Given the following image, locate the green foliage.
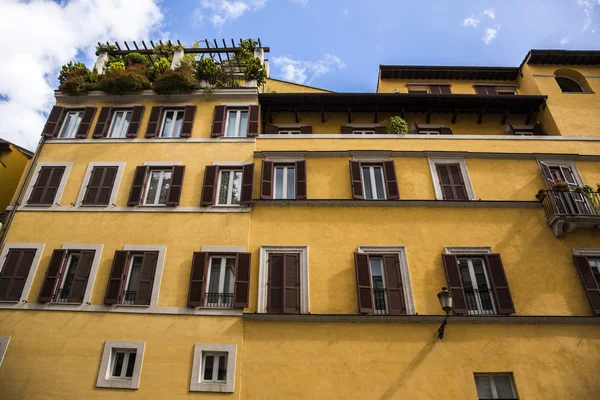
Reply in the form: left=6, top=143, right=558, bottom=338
left=125, top=52, right=149, bottom=67
left=183, top=41, right=200, bottom=65
left=196, top=57, right=219, bottom=83
left=58, top=61, right=87, bottom=84
left=244, top=56, right=267, bottom=86
left=153, top=62, right=200, bottom=95
left=383, top=116, right=409, bottom=135
left=97, top=68, right=151, bottom=95
left=58, top=63, right=99, bottom=95
left=107, top=60, right=126, bottom=71
left=95, top=43, right=118, bottom=55
left=152, top=57, right=171, bottom=75
left=59, top=74, right=92, bottom=95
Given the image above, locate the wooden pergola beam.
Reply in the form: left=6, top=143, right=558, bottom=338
left=477, top=109, right=485, bottom=125
left=501, top=109, right=509, bottom=125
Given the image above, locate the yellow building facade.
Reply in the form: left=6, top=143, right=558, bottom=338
left=0, top=139, right=32, bottom=224
left=0, top=45, right=599, bottom=399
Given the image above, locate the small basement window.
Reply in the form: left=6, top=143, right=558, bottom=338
left=191, top=344, right=237, bottom=393
left=97, top=341, right=145, bottom=390
left=110, top=349, right=137, bottom=379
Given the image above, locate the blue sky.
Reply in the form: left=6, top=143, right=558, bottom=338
left=0, top=0, right=598, bottom=150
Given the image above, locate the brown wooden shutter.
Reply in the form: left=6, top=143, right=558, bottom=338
left=42, top=106, right=65, bottom=138
left=240, top=164, right=255, bottom=205
left=267, top=254, right=284, bottom=313
left=93, top=107, right=113, bottom=138
left=83, top=166, right=118, bottom=206
left=127, top=166, right=148, bottom=206
left=126, top=106, right=145, bottom=138
left=104, top=251, right=128, bottom=305
left=166, top=165, right=185, bottom=206
left=67, top=250, right=95, bottom=303
left=211, top=105, right=227, bottom=137
left=382, top=160, right=399, bottom=200
left=188, top=252, right=209, bottom=307
left=135, top=252, right=158, bottom=305
left=449, top=164, right=467, bottom=200
left=0, top=249, right=36, bottom=301
left=295, top=160, right=307, bottom=200
left=354, top=253, right=374, bottom=314
left=532, top=122, right=547, bottom=136
left=247, top=105, right=260, bottom=137
left=439, top=85, right=452, bottom=94
left=441, top=254, right=468, bottom=315
left=340, top=126, right=353, bottom=134
left=429, top=86, right=441, bottom=94
left=38, top=249, right=67, bottom=303
left=283, top=254, right=300, bottom=314
left=573, top=255, right=600, bottom=315
left=475, top=86, right=496, bottom=95
left=264, top=123, right=278, bottom=134
left=28, top=166, right=65, bottom=205
left=538, top=161, right=555, bottom=189
left=439, top=127, right=453, bottom=135
left=349, top=160, right=364, bottom=199
left=200, top=165, right=219, bottom=206
left=475, top=86, right=487, bottom=95
left=383, top=255, right=406, bottom=315
left=300, top=125, right=312, bottom=134
left=233, top=252, right=251, bottom=308
left=261, top=161, right=274, bottom=199
left=75, top=107, right=97, bottom=138
left=145, top=106, right=163, bottom=138
left=180, top=105, right=196, bottom=138
left=374, top=126, right=387, bottom=135
left=484, top=254, right=515, bottom=315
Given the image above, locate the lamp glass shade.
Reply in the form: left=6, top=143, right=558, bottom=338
left=437, top=287, right=454, bottom=314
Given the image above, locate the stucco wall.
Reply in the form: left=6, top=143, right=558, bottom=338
left=0, top=145, right=30, bottom=213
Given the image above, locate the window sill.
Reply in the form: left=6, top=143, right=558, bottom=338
left=78, top=204, right=111, bottom=208
left=0, top=300, right=19, bottom=304
left=211, top=204, right=243, bottom=208
left=48, top=302, right=83, bottom=306
left=138, top=204, right=168, bottom=207
left=115, top=304, right=151, bottom=308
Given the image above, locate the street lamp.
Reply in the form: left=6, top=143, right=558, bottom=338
left=437, top=287, right=454, bottom=340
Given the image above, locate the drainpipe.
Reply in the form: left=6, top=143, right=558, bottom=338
left=0, top=136, right=45, bottom=249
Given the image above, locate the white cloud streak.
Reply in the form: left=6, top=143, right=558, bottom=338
left=195, top=0, right=267, bottom=27
left=272, top=54, right=345, bottom=85
left=482, top=27, right=499, bottom=45
left=290, top=0, right=308, bottom=6
left=560, top=36, right=570, bottom=45
left=483, top=8, right=495, bottom=19
left=0, top=0, right=164, bottom=150
left=463, top=16, right=480, bottom=27
left=576, top=0, right=598, bottom=32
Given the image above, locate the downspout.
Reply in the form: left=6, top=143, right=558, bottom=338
left=0, top=135, right=45, bottom=249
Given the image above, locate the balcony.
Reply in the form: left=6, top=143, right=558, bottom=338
left=539, top=189, right=600, bottom=237
left=204, top=293, right=234, bottom=309
left=465, top=289, right=496, bottom=315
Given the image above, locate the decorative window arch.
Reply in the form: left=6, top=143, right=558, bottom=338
left=554, top=68, right=592, bottom=93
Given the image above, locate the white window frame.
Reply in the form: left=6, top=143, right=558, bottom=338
left=142, top=169, right=172, bottom=206
left=23, top=162, right=73, bottom=208
left=278, top=130, right=301, bottom=135
left=76, top=162, right=126, bottom=207
left=119, top=245, right=167, bottom=308
left=258, top=246, right=309, bottom=314
left=159, top=109, right=185, bottom=138
left=273, top=165, right=295, bottom=200
left=353, top=130, right=376, bottom=134
left=0, top=243, right=45, bottom=304
left=110, top=349, right=137, bottom=379
left=0, top=336, right=10, bottom=367
left=201, top=351, right=228, bottom=382
left=536, top=159, right=585, bottom=186
left=458, top=257, right=497, bottom=315
left=496, top=89, right=517, bottom=95
left=357, top=246, right=415, bottom=315
left=368, top=256, right=389, bottom=314
left=216, top=169, right=243, bottom=206
left=96, top=340, right=145, bottom=389
left=107, top=110, right=133, bottom=138
left=191, top=344, right=237, bottom=393
left=427, top=157, right=476, bottom=200
left=122, top=254, right=145, bottom=305
left=474, top=373, right=518, bottom=399
left=58, top=110, right=84, bottom=138
left=361, top=165, right=387, bottom=200
left=52, top=243, right=103, bottom=305
left=224, top=109, right=248, bottom=137
left=205, top=255, right=236, bottom=307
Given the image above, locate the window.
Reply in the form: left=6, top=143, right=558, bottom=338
left=190, top=344, right=237, bottom=393
left=0, top=336, right=9, bottom=367
left=474, top=373, right=518, bottom=399
left=110, top=349, right=137, bottom=379
left=82, top=166, right=118, bottom=206
left=274, top=165, right=295, bottom=199
left=278, top=130, right=301, bottom=135
left=369, top=257, right=387, bottom=314
left=217, top=169, right=242, bottom=205
left=56, top=251, right=94, bottom=303
left=507, top=123, right=546, bottom=136
left=27, top=166, right=66, bottom=205
left=97, top=341, right=145, bottom=389
left=143, top=169, right=172, bottom=205
left=352, top=130, right=376, bottom=134
left=58, top=110, right=84, bottom=138
left=206, top=256, right=235, bottom=307
left=586, top=258, right=600, bottom=287
left=159, top=109, right=184, bottom=137
left=497, top=89, right=517, bottom=95
left=474, top=86, right=517, bottom=96
left=538, top=160, right=593, bottom=216
left=458, top=257, right=496, bottom=315
left=555, top=76, right=583, bottom=93
left=107, top=110, right=132, bottom=138
left=428, top=158, right=475, bottom=201
left=349, top=160, right=399, bottom=200
left=572, top=250, right=600, bottom=315
left=225, top=109, right=249, bottom=137
left=414, top=123, right=452, bottom=135
left=361, top=165, right=386, bottom=200
left=407, top=85, right=451, bottom=94
left=128, top=165, right=185, bottom=207
left=0, top=248, right=37, bottom=301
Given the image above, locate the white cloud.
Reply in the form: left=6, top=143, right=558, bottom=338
left=463, top=15, right=480, bottom=27
left=560, top=36, right=570, bottom=45
left=341, top=7, right=349, bottom=17
left=483, top=8, right=495, bottom=19
left=290, top=0, right=308, bottom=6
left=576, top=0, right=598, bottom=32
left=195, top=0, right=267, bottom=27
left=272, top=54, right=345, bottom=85
left=482, top=27, right=499, bottom=45
left=0, top=0, right=164, bottom=150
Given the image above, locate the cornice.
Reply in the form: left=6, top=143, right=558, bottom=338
left=54, top=88, right=258, bottom=104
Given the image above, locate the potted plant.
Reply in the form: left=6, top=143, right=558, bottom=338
left=535, top=189, right=546, bottom=202
left=383, top=116, right=409, bottom=135
left=597, top=183, right=600, bottom=193
left=575, top=185, right=593, bottom=194
left=551, top=178, right=569, bottom=192
left=153, top=62, right=200, bottom=94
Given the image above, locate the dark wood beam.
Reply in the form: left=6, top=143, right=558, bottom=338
left=267, top=108, right=272, bottom=124
left=374, top=108, right=378, bottom=124
left=124, top=42, right=130, bottom=51
left=452, top=109, right=457, bottom=124
left=133, top=41, right=139, bottom=50
left=348, top=108, right=352, bottom=124
left=525, top=111, right=534, bottom=125
left=401, top=108, right=405, bottom=120
left=477, top=109, right=485, bottom=125
left=321, top=108, right=325, bottom=123
left=426, top=109, right=431, bottom=124
left=501, top=108, right=509, bottom=125
left=294, top=108, right=299, bottom=123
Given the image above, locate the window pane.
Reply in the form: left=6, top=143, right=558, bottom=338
left=218, top=171, right=231, bottom=205
left=127, top=256, right=143, bottom=292
left=231, top=171, right=242, bottom=204
left=161, top=111, right=175, bottom=137
left=287, top=167, right=295, bottom=199
left=217, top=355, right=227, bottom=381
left=475, top=375, right=493, bottom=399
left=145, top=171, right=161, bottom=204
left=493, top=375, right=514, bottom=399
left=224, top=258, right=235, bottom=295
left=60, top=112, right=81, bottom=138
left=58, top=254, right=79, bottom=301
left=275, top=167, right=284, bottom=199
left=471, top=259, right=489, bottom=290
left=370, top=258, right=384, bottom=288
left=362, top=167, right=373, bottom=200
left=589, top=260, right=600, bottom=286
left=226, top=111, right=237, bottom=137
left=238, top=111, right=248, bottom=137
left=458, top=260, right=473, bottom=288
left=203, top=355, right=214, bottom=380
left=373, top=167, right=385, bottom=199
left=172, top=111, right=183, bottom=137
left=125, top=352, right=136, bottom=378
left=109, top=112, right=124, bottom=138
left=208, top=258, right=222, bottom=294
left=112, top=352, right=124, bottom=377
left=158, top=171, right=172, bottom=204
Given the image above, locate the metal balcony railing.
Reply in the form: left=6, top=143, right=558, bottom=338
left=465, top=289, right=496, bottom=315
left=204, top=293, right=234, bottom=308
left=541, top=189, right=600, bottom=220
left=372, top=288, right=389, bottom=315
left=122, top=291, right=137, bottom=305
left=55, top=289, right=71, bottom=303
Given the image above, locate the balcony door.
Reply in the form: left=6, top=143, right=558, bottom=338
left=540, top=162, right=594, bottom=215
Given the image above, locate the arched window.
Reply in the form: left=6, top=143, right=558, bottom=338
left=555, top=76, right=584, bottom=93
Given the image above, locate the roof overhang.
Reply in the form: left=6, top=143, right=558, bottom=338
left=525, top=50, right=600, bottom=65
left=379, top=65, right=519, bottom=81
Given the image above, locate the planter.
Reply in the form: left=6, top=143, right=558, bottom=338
left=535, top=190, right=546, bottom=202
left=553, top=185, right=570, bottom=192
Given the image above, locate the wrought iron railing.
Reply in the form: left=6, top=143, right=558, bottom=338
left=55, top=289, right=71, bottom=303
left=372, top=288, right=389, bottom=315
left=204, top=293, right=234, bottom=308
left=465, top=289, right=496, bottom=315
left=122, top=291, right=137, bottom=305
left=540, top=189, right=600, bottom=222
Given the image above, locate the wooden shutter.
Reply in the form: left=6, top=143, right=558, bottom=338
left=267, top=254, right=284, bottom=313
left=126, top=106, right=145, bottom=138
left=349, top=160, right=364, bottom=199
left=485, top=254, right=515, bottom=314
left=233, top=252, right=251, bottom=308
left=475, top=86, right=496, bottom=95
left=532, top=122, right=547, bottom=136
left=573, top=256, right=600, bottom=315
left=180, top=105, right=196, bottom=137
left=439, top=85, right=452, bottom=94
left=42, top=106, right=65, bottom=138
left=429, top=86, right=442, bottom=94
left=247, top=105, right=260, bottom=137
left=441, top=254, right=468, bottom=315
left=354, top=253, right=374, bottom=314
left=240, top=164, right=255, bottom=205
left=448, top=164, right=467, bottom=200
left=67, top=250, right=95, bottom=303
left=436, top=164, right=467, bottom=200
left=538, top=161, right=556, bottom=189
left=83, top=166, right=118, bottom=206
left=264, top=123, right=278, bottom=134
left=340, top=126, right=353, bottom=134
left=38, top=249, right=67, bottom=303
left=0, top=249, right=36, bottom=301
left=382, top=161, right=399, bottom=200
left=28, top=166, right=65, bottom=205
left=135, top=252, right=158, bottom=305
left=104, top=251, right=128, bottom=305
left=261, top=161, right=274, bottom=199
left=75, top=107, right=97, bottom=138
left=188, top=252, right=209, bottom=307
left=211, top=105, right=227, bottom=137
left=283, top=254, right=300, bottom=314
left=127, top=166, right=148, bottom=206
left=200, top=165, right=219, bottom=206
left=374, top=126, right=387, bottom=135
left=300, top=126, right=312, bottom=134
left=166, top=165, right=185, bottom=206
left=145, top=106, right=163, bottom=138
left=439, top=127, right=453, bottom=135
left=295, top=160, right=307, bottom=200
left=383, top=255, right=406, bottom=315
left=475, top=86, right=487, bottom=95
left=92, top=107, right=113, bottom=138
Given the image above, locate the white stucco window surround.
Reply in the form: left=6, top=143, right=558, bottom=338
left=55, top=243, right=104, bottom=305
left=0, top=336, right=10, bottom=367
left=0, top=243, right=45, bottom=304
left=120, top=245, right=167, bottom=308
left=445, top=247, right=493, bottom=255
left=190, top=344, right=237, bottom=393
left=76, top=162, right=126, bottom=207
left=96, top=340, right=145, bottom=389
left=257, top=246, right=309, bottom=314
left=572, top=248, right=600, bottom=256
left=357, top=246, right=416, bottom=315
left=427, top=157, right=476, bottom=200
left=23, top=162, right=72, bottom=208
